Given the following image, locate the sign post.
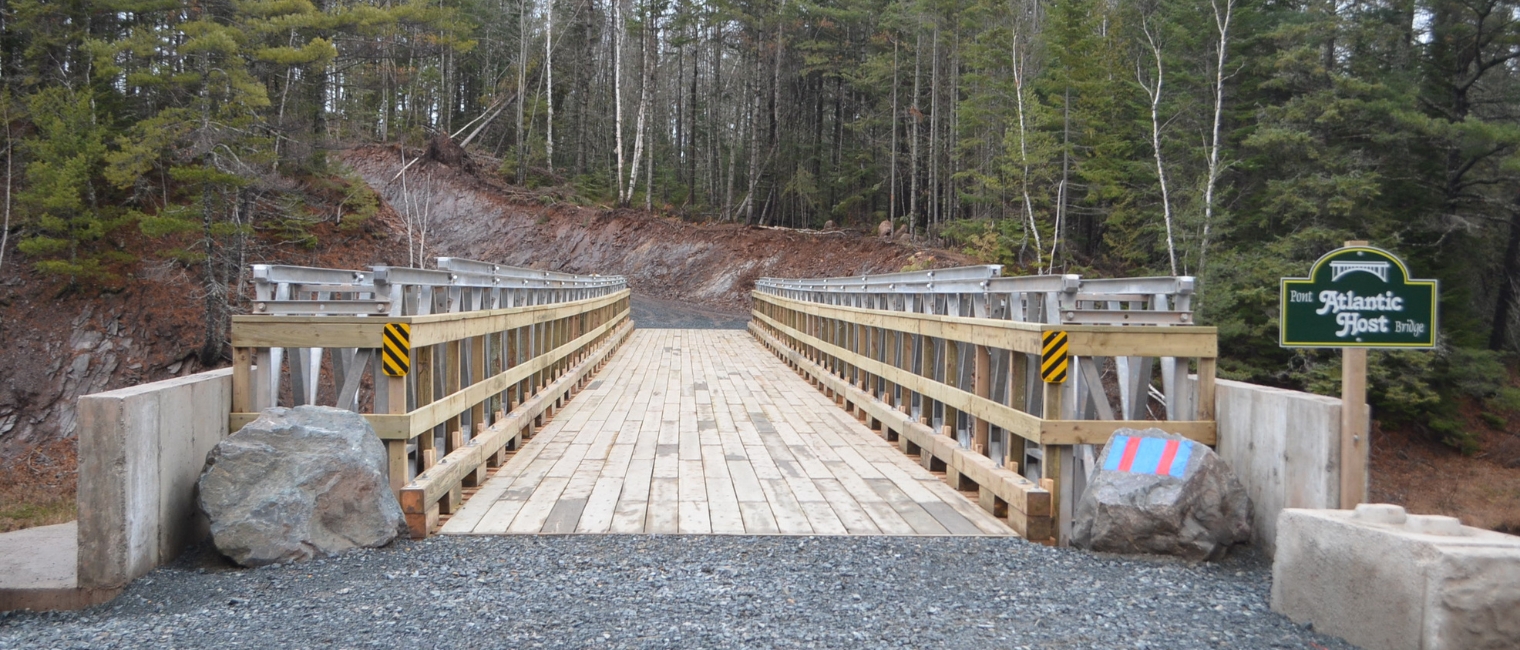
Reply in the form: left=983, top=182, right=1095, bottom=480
left=1281, top=241, right=1438, bottom=508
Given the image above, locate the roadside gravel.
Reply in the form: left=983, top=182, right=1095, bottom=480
left=0, top=535, right=1353, bottom=649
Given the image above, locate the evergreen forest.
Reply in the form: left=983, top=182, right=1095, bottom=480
left=0, top=0, right=1518, bottom=447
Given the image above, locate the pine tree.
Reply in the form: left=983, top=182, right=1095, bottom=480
left=15, top=88, right=127, bottom=283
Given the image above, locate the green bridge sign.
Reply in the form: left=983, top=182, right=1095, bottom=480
left=1280, top=245, right=1438, bottom=348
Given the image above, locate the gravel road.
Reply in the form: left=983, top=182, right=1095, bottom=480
left=0, top=535, right=1353, bottom=649
left=631, top=296, right=749, bottom=329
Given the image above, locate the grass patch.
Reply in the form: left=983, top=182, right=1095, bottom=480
left=0, top=438, right=78, bottom=533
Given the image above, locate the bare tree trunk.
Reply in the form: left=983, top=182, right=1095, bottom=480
left=645, top=7, right=657, bottom=213
left=689, top=20, right=699, bottom=205
left=909, top=28, right=921, bottom=238
left=1011, top=30, right=1041, bottom=269
left=516, top=0, right=529, bottom=183
left=399, top=150, right=416, bottom=267
left=928, top=23, right=939, bottom=233
left=745, top=77, right=760, bottom=224
left=623, top=0, right=651, bottom=205
left=1139, top=18, right=1177, bottom=275
left=546, top=0, right=555, bottom=174
left=676, top=33, right=685, bottom=194
left=764, top=0, right=787, bottom=225
left=1199, top=0, right=1234, bottom=279
left=1051, top=85, right=1070, bottom=270
left=613, top=0, right=626, bottom=203
left=889, top=39, right=899, bottom=225
left=0, top=102, right=12, bottom=277
left=1490, top=199, right=1520, bottom=350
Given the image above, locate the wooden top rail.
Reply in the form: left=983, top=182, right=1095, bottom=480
left=233, top=289, right=630, bottom=348
left=754, top=292, right=1216, bottom=359
left=755, top=265, right=1194, bottom=327
left=751, top=305, right=1214, bottom=446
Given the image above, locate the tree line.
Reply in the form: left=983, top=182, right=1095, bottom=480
left=0, top=0, right=1517, bottom=445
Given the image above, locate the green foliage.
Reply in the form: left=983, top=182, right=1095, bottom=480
left=15, top=88, right=127, bottom=282
left=1481, top=412, right=1507, bottom=430
left=1492, top=387, right=1520, bottom=413
left=939, top=217, right=1042, bottom=272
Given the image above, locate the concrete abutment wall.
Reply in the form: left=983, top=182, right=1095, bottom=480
left=1187, top=377, right=1366, bottom=556
left=76, top=369, right=231, bottom=589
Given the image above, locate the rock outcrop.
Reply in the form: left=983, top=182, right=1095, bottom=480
left=198, top=405, right=405, bottom=567
left=1072, top=427, right=1251, bottom=561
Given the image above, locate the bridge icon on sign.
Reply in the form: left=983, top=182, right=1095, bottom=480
left=1329, top=260, right=1390, bottom=283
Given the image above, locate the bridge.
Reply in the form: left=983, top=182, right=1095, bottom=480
left=228, top=260, right=1215, bottom=545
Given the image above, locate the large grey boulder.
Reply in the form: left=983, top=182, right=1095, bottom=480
left=198, top=405, right=405, bottom=567
left=1072, top=427, right=1251, bottom=561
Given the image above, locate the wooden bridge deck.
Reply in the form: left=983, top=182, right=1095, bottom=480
left=440, top=329, right=1012, bottom=536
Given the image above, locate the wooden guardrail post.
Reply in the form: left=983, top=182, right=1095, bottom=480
left=750, top=268, right=1211, bottom=545
left=385, top=373, right=409, bottom=494
left=974, top=343, right=991, bottom=454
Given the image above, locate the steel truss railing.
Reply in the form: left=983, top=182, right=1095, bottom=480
left=751, top=266, right=1214, bottom=544
left=232, top=258, right=632, bottom=537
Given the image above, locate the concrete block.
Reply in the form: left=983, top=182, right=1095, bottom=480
left=75, top=369, right=232, bottom=590
left=0, top=521, right=123, bottom=611
left=1271, top=505, right=1520, bottom=650
left=77, top=382, right=160, bottom=589
left=156, top=377, right=196, bottom=563
left=190, top=373, right=232, bottom=542
left=1195, top=377, right=1355, bottom=555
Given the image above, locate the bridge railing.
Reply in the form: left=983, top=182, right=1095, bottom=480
left=231, top=258, right=632, bottom=537
left=749, top=266, right=1215, bottom=544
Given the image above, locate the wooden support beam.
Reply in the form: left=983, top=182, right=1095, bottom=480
left=974, top=343, right=991, bottom=454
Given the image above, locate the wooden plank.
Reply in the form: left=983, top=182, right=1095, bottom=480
left=752, top=324, right=1049, bottom=514
left=864, top=479, right=949, bottom=535
left=645, top=478, right=680, bottom=533
left=813, top=479, right=882, bottom=535
left=505, top=476, right=571, bottom=533
left=230, top=289, right=629, bottom=348
left=738, top=501, right=780, bottom=534
left=232, top=347, right=252, bottom=413
left=610, top=458, right=654, bottom=533
left=540, top=498, right=588, bottom=533
left=753, top=292, right=1217, bottom=358
left=753, top=311, right=1046, bottom=443
left=1039, top=419, right=1216, bottom=446
left=757, top=478, right=813, bottom=534
left=678, top=501, right=713, bottom=534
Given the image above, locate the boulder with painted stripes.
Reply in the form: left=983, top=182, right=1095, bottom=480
left=1072, top=427, right=1251, bottom=561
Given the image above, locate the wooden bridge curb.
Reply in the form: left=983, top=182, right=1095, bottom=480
left=750, top=323, right=1054, bottom=541
left=400, top=320, right=634, bottom=538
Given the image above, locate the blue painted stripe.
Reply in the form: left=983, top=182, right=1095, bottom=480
left=1103, top=436, right=1129, bottom=471
left=1167, top=441, right=1193, bottom=477
left=1130, top=437, right=1166, bottom=474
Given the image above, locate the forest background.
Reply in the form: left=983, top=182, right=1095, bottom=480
left=0, top=0, right=1517, bottom=453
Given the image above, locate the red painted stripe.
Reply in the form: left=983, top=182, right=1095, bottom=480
left=1156, top=439, right=1180, bottom=476
left=1117, top=436, right=1142, bottom=472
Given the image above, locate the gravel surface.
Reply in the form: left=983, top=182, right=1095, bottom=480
left=0, top=535, right=1354, bottom=649
left=632, top=296, right=748, bottom=330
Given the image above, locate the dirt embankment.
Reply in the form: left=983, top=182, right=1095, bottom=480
left=0, top=145, right=967, bottom=455
left=0, top=225, right=407, bottom=457
left=344, top=145, right=971, bottom=312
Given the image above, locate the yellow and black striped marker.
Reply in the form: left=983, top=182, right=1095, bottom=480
left=382, top=323, right=411, bottom=377
left=1041, top=330, right=1069, bottom=383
